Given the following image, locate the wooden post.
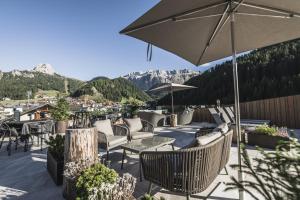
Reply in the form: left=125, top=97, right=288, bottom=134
left=63, top=127, right=98, bottom=200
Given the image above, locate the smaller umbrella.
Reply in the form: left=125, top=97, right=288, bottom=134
left=149, top=83, right=197, bottom=114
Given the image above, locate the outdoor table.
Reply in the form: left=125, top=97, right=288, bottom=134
left=120, top=136, right=175, bottom=181
left=6, top=120, right=55, bottom=151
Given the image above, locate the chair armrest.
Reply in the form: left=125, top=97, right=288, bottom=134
left=97, top=131, right=108, bottom=147
left=141, top=119, right=154, bottom=133
left=112, top=124, right=129, bottom=137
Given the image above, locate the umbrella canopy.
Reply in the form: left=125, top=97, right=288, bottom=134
left=149, top=83, right=197, bottom=113
left=149, top=83, right=197, bottom=92
left=120, top=1, right=300, bottom=199
left=120, top=0, right=300, bottom=65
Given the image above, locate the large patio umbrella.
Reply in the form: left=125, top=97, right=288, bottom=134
left=149, top=83, right=197, bottom=114
left=120, top=1, right=300, bottom=199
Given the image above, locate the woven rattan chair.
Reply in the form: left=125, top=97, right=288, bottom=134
left=141, top=130, right=233, bottom=200
left=137, top=111, right=166, bottom=127
left=93, top=119, right=129, bottom=160
left=124, top=118, right=154, bottom=141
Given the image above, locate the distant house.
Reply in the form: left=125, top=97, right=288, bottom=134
left=20, top=104, right=54, bottom=121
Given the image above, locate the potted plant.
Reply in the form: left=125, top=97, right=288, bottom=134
left=51, top=98, right=70, bottom=133
left=45, top=135, right=65, bottom=185
left=121, top=97, right=144, bottom=118
left=247, top=125, right=290, bottom=149
left=75, top=163, right=136, bottom=200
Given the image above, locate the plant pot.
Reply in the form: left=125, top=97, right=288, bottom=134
left=56, top=120, right=68, bottom=134
left=47, top=151, right=64, bottom=185
left=63, top=177, right=77, bottom=200
left=247, top=132, right=290, bottom=149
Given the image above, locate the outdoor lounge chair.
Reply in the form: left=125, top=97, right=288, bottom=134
left=223, top=106, right=271, bottom=126
left=137, top=111, right=166, bottom=128
left=141, top=128, right=233, bottom=200
left=124, top=118, right=154, bottom=141
left=93, top=119, right=129, bottom=160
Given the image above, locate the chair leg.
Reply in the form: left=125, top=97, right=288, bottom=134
left=106, top=150, right=109, bottom=161
left=205, top=182, right=222, bottom=199
left=186, top=194, right=190, bottom=200
left=147, top=182, right=152, bottom=195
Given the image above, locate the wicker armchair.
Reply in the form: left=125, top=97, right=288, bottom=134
left=141, top=130, right=233, bottom=200
left=124, top=118, right=154, bottom=141
left=177, top=108, right=194, bottom=125
left=137, top=111, right=166, bottom=127
left=93, top=119, right=129, bottom=160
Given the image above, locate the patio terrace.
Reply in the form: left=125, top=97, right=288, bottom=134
left=0, top=123, right=299, bottom=200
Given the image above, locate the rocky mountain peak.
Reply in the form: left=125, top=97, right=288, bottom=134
left=124, top=69, right=200, bottom=90
left=33, top=64, right=55, bottom=75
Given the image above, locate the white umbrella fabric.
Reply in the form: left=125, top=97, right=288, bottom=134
left=149, top=83, right=197, bottom=114
left=120, top=1, right=300, bottom=199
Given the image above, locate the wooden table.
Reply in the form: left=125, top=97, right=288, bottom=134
left=120, top=136, right=175, bottom=181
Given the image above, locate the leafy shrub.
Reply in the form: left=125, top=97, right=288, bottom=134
left=51, top=98, right=70, bottom=121
left=76, top=163, right=118, bottom=200
left=254, top=124, right=277, bottom=136
left=141, top=194, right=166, bottom=200
left=87, top=173, right=136, bottom=200
left=226, top=138, right=300, bottom=200
left=45, top=135, right=64, bottom=162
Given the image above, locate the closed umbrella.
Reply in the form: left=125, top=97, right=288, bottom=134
left=149, top=83, right=197, bottom=114
left=120, top=1, right=300, bottom=199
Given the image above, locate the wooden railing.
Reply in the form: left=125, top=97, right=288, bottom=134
left=192, top=94, right=300, bottom=129
left=239, top=95, right=300, bottom=129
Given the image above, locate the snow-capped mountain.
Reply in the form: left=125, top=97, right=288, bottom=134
left=123, top=69, right=200, bottom=90
left=33, top=64, right=55, bottom=75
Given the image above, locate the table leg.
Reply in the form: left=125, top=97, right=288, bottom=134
left=171, top=143, right=175, bottom=151
left=139, top=154, right=143, bottom=182
left=121, top=149, right=126, bottom=170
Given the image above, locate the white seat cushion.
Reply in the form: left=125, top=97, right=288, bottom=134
left=197, top=131, right=222, bottom=146
left=93, top=119, right=114, bottom=136
left=130, top=131, right=154, bottom=140
left=107, top=135, right=127, bottom=147
left=124, top=118, right=143, bottom=132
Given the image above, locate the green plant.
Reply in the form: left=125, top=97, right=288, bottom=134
left=76, top=163, right=118, bottom=200
left=254, top=124, right=277, bottom=136
left=226, top=138, right=300, bottom=200
left=45, top=135, right=65, bottom=162
left=51, top=98, right=70, bottom=121
left=141, top=194, right=166, bottom=200
left=121, top=97, right=144, bottom=116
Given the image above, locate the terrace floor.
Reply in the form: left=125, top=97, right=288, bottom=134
left=0, top=123, right=299, bottom=200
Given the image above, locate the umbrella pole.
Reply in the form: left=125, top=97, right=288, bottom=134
left=230, top=10, right=244, bottom=200
left=171, top=87, right=174, bottom=114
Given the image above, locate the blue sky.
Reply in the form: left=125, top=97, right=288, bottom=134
left=0, top=0, right=221, bottom=80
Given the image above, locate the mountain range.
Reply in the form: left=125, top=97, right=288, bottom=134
left=123, top=69, right=200, bottom=90
left=0, top=64, right=83, bottom=100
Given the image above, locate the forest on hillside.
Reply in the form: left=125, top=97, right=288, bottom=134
left=0, top=71, right=83, bottom=100
left=72, top=77, right=151, bottom=102
left=158, top=39, right=300, bottom=106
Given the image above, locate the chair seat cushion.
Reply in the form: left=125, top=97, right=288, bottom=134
left=107, top=135, right=127, bottom=147
left=196, top=131, right=222, bottom=146
left=124, top=118, right=143, bottom=132
left=130, top=131, right=154, bottom=140
left=93, top=119, right=114, bottom=136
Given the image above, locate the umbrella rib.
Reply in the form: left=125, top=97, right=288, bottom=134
left=120, top=1, right=228, bottom=34
left=196, top=3, right=230, bottom=65
left=234, top=1, right=300, bottom=17
left=174, top=13, right=224, bottom=22
left=236, top=12, right=293, bottom=19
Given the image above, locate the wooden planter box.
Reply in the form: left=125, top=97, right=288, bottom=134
left=47, top=151, right=64, bottom=185
left=247, top=132, right=290, bottom=149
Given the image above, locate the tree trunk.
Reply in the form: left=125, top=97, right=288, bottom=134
left=63, top=128, right=98, bottom=200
